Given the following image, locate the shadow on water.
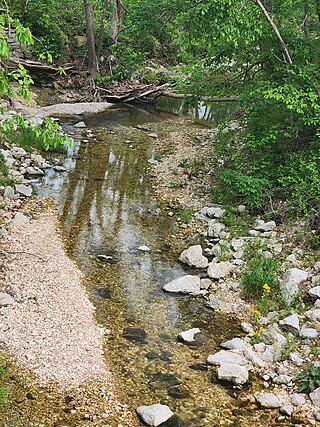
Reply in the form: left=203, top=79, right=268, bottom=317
left=33, top=104, right=282, bottom=426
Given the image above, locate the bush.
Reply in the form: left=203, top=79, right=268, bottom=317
left=241, top=252, right=278, bottom=299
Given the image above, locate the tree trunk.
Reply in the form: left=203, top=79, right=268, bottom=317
left=110, top=0, right=123, bottom=44
left=83, top=0, right=99, bottom=77
left=253, top=0, right=293, bottom=64
left=96, top=0, right=108, bottom=59
left=316, top=0, right=320, bottom=23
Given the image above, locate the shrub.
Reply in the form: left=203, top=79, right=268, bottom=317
left=241, top=252, right=278, bottom=300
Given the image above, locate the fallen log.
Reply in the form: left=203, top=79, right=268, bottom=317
left=161, top=91, right=239, bottom=102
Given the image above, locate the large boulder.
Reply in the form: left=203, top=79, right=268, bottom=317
left=280, top=268, right=308, bottom=304
left=207, top=350, right=245, bottom=366
left=207, top=261, right=233, bottom=279
left=220, top=338, right=245, bottom=350
left=162, top=275, right=200, bottom=294
left=217, top=364, right=249, bottom=385
left=179, top=245, right=208, bottom=269
left=256, top=393, right=281, bottom=408
left=136, top=404, right=174, bottom=427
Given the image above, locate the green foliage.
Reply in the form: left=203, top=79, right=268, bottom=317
left=297, top=364, right=320, bottom=393
left=179, top=209, right=192, bottom=223
left=0, top=360, right=8, bottom=405
left=2, top=117, right=71, bottom=152
left=241, top=252, right=278, bottom=300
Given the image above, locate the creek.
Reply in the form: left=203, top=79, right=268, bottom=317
left=33, top=101, right=275, bottom=426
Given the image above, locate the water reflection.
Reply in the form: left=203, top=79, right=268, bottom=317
left=35, top=106, right=275, bottom=427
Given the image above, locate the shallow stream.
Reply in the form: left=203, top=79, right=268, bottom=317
left=31, top=102, right=277, bottom=426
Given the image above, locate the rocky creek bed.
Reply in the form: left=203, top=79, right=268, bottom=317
left=0, top=102, right=320, bottom=426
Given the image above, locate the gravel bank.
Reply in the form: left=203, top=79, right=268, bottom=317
left=0, top=211, right=107, bottom=387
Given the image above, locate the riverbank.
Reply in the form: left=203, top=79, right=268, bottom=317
left=0, top=204, right=139, bottom=426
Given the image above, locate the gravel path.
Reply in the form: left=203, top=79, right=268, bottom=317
left=0, top=211, right=108, bottom=387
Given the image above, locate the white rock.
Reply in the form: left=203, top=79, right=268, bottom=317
left=138, top=245, right=150, bottom=252
left=15, top=184, right=32, bottom=197
left=286, top=254, right=296, bottom=262
left=179, top=245, right=208, bottom=269
left=280, top=268, right=308, bottom=305
left=299, top=328, right=318, bottom=339
left=162, top=275, right=201, bottom=294
left=208, top=220, right=225, bottom=238
left=0, top=292, right=15, bottom=307
left=206, top=207, right=225, bottom=219
left=136, top=404, right=174, bottom=427
left=291, top=393, right=306, bottom=406
left=289, top=353, right=303, bottom=366
left=220, top=338, right=245, bottom=350
left=217, top=363, right=249, bottom=385
left=243, top=347, right=267, bottom=368
left=231, top=238, right=246, bottom=252
left=309, top=286, right=320, bottom=299
left=11, top=147, right=26, bottom=159
left=280, top=404, right=294, bottom=416
left=273, top=375, right=292, bottom=385
left=200, top=278, right=212, bottom=290
left=279, top=314, right=300, bottom=335
left=11, top=212, right=29, bottom=226
left=4, top=185, right=15, bottom=199
left=254, top=219, right=276, bottom=232
left=178, top=328, right=201, bottom=343
left=207, top=261, right=233, bottom=279
left=207, top=350, right=245, bottom=366
left=74, top=121, right=86, bottom=128
left=241, top=322, right=254, bottom=333
left=147, top=133, right=158, bottom=138
left=310, top=388, right=320, bottom=407
left=304, top=309, right=320, bottom=321
left=256, top=393, right=281, bottom=408
left=26, top=166, right=44, bottom=176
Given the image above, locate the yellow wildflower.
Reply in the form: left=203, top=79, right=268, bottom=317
left=263, top=283, right=271, bottom=294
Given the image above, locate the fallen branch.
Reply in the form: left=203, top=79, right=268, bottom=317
left=124, top=82, right=171, bottom=102
left=161, top=91, right=239, bottom=102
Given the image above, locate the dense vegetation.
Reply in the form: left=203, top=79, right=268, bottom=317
left=3, top=0, right=320, bottom=244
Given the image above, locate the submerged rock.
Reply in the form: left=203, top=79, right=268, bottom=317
left=162, top=275, right=201, bottom=294
left=136, top=404, right=174, bottom=427
left=179, top=245, right=208, bottom=269
left=123, top=327, right=147, bottom=344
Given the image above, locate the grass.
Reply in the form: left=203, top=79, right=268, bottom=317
left=0, top=360, right=8, bottom=405
left=220, top=207, right=253, bottom=237
left=179, top=209, right=193, bottom=223
left=0, top=151, right=12, bottom=187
